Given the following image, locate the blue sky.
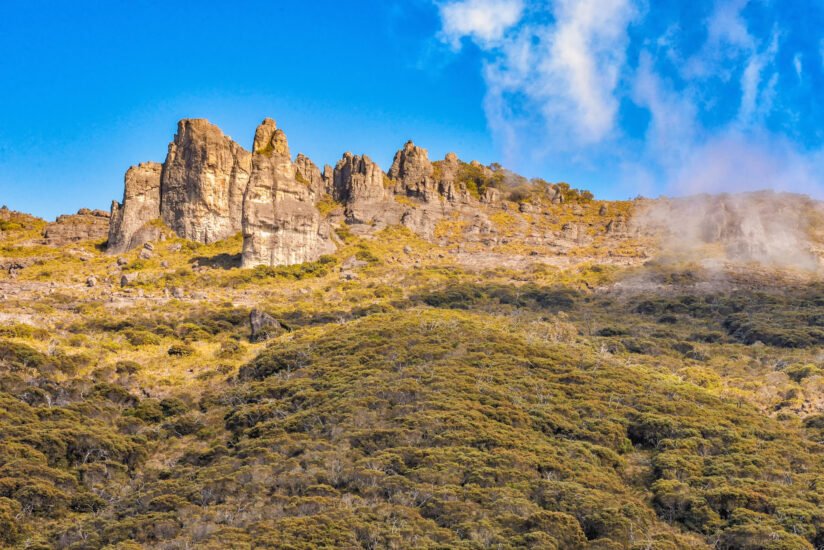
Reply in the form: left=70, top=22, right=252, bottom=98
left=1, top=0, right=823, bottom=220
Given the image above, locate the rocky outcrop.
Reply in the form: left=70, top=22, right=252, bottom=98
left=241, top=119, right=335, bottom=268
left=160, top=119, right=251, bottom=243
left=332, top=153, right=389, bottom=224
left=43, top=208, right=110, bottom=246
left=249, top=308, right=286, bottom=342
left=102, top=115, right=653, bottom=269
left=294, top=154, right=327, bottom=197
left=389, top=140, right=436, bottom=200
left=107, top=162, right=163, bottom=254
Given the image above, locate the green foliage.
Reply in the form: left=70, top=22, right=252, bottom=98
left=167, top=344, right=194, bottom=356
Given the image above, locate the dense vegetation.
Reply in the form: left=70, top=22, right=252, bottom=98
left=2, top=215, right=824, bottom=548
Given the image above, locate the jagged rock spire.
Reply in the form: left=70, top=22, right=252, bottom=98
left=107, top=162, right=162, bottom=254
left=160, top=118, right=251, bottom=244
left=241, top=119, right=335, bottom=268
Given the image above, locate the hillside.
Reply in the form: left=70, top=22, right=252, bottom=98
left=3, top=122, right=824, bottom=549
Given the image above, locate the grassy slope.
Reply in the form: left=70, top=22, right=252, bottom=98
left=0, top=221, right=824, bottom=549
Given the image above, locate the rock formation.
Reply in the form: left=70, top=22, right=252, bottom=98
left=102, top=115, right=649, bottom=269
left=43, top=208, right=110, bottom=246
left=160, top=119, right=251, bottom=243
left=241, top=119, right=335, bottom=268
left=107, top=162, right=163, bottom=254
left=332, top=153, right=388, bottom=224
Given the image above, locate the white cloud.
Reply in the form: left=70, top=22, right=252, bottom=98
left=439, top=0, right=524, bottom=47
left=434, top=0, right=824, bottom=201
left=738, top=30, right=779, bottom=124
left=438, top=0, right=638, bottom=150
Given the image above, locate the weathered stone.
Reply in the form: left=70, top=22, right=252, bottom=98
left=294, top=153, right=327, bottom=197
left=333, top=153, right=387, bottom=224
left=108, top=162, right=163, bottom=254
left=250, top=308, right=284, bottom=342
left=120, top=273, right=138, bottom=287
left=389, top=140, right=435, bottom=200
left=43, top=208, right=110, bottom=246
left=241, top=119, right=336, bottom=268
left=341, top=256, right=368, bottom=270
left=138, top=248, right=153, bottom=260
left=160, top=119, right=251, bottom=243
left=86, top=276, right=97, bottom=287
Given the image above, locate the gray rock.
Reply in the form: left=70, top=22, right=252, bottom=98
left=250, top=308, right=285, bottom=342
left=160, top=119, right=251, bottom=243
left=341, top=256, right=368, bottom=270
left=333, top=152, right=388, bottom=224
left=86, top=275, right=97, bottom=287
left=107, top=162, right=162, bottom=254
left=44, top=210, right=110, bottom=247
left=170, top=286, right=184, bottom=298
left=241, top=119, right=336, bottom=268
left=120, top=273, right=138, bottom=287
left=138, top=248, right=153, bottom=260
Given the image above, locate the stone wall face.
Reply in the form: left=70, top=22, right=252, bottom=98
left=241, top=119, right=335, bottom=268
left=159, top=119, right=251, bottom=244
left=107, top=162, right=162, bottom=254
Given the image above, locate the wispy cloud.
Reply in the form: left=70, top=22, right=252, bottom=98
left=438, top=0, right=525, bottom=47
left=434, top=0, right=824, bottom=198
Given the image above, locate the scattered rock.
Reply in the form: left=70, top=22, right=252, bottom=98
left=138, top=248, right=153, bottom=260
left=170, top=287, right=184, bottom=299
left=86, top=275, right=97, bottom=287
left=250, top=308, right=286, bottom=342
left=341, top=256, right=368, bottom=270
left=117, top=257, right=129, bottom=266
left=120, top=273, right=138, bottom=287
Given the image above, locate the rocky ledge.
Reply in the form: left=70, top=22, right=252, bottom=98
left=105, top=117, right=824, bottom=270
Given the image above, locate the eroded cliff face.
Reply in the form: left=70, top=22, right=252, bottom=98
left=241, top=119, right=335, bottom=268
left=332, top=153, right=388, bottom=224
left=107, top=162, right=162, bottom=254
left=114, top=116, right=824, bottom=271
left=160, top=119, right=251, bottom=244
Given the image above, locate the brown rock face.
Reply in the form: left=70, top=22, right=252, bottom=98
left=107, top=162, right=163, bottom=254
left=43, top=209, right=110, bottom=246
left=241, top=119, right=335, bottom=268
left=294, top=153, right=327, bottom=197
left=388, top=140, right=435, bottom=198
left=160, top=119, right=251, bottom=243
left=332, top=153, right=388, bottom=224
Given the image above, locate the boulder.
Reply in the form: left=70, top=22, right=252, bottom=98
left=120, top=273, right=138, bottom=287
left=241, top=119, right=336, bottom=268
left=160, top=119, right=251, bottom=243
left=250, top=308, right=285, bottom=342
